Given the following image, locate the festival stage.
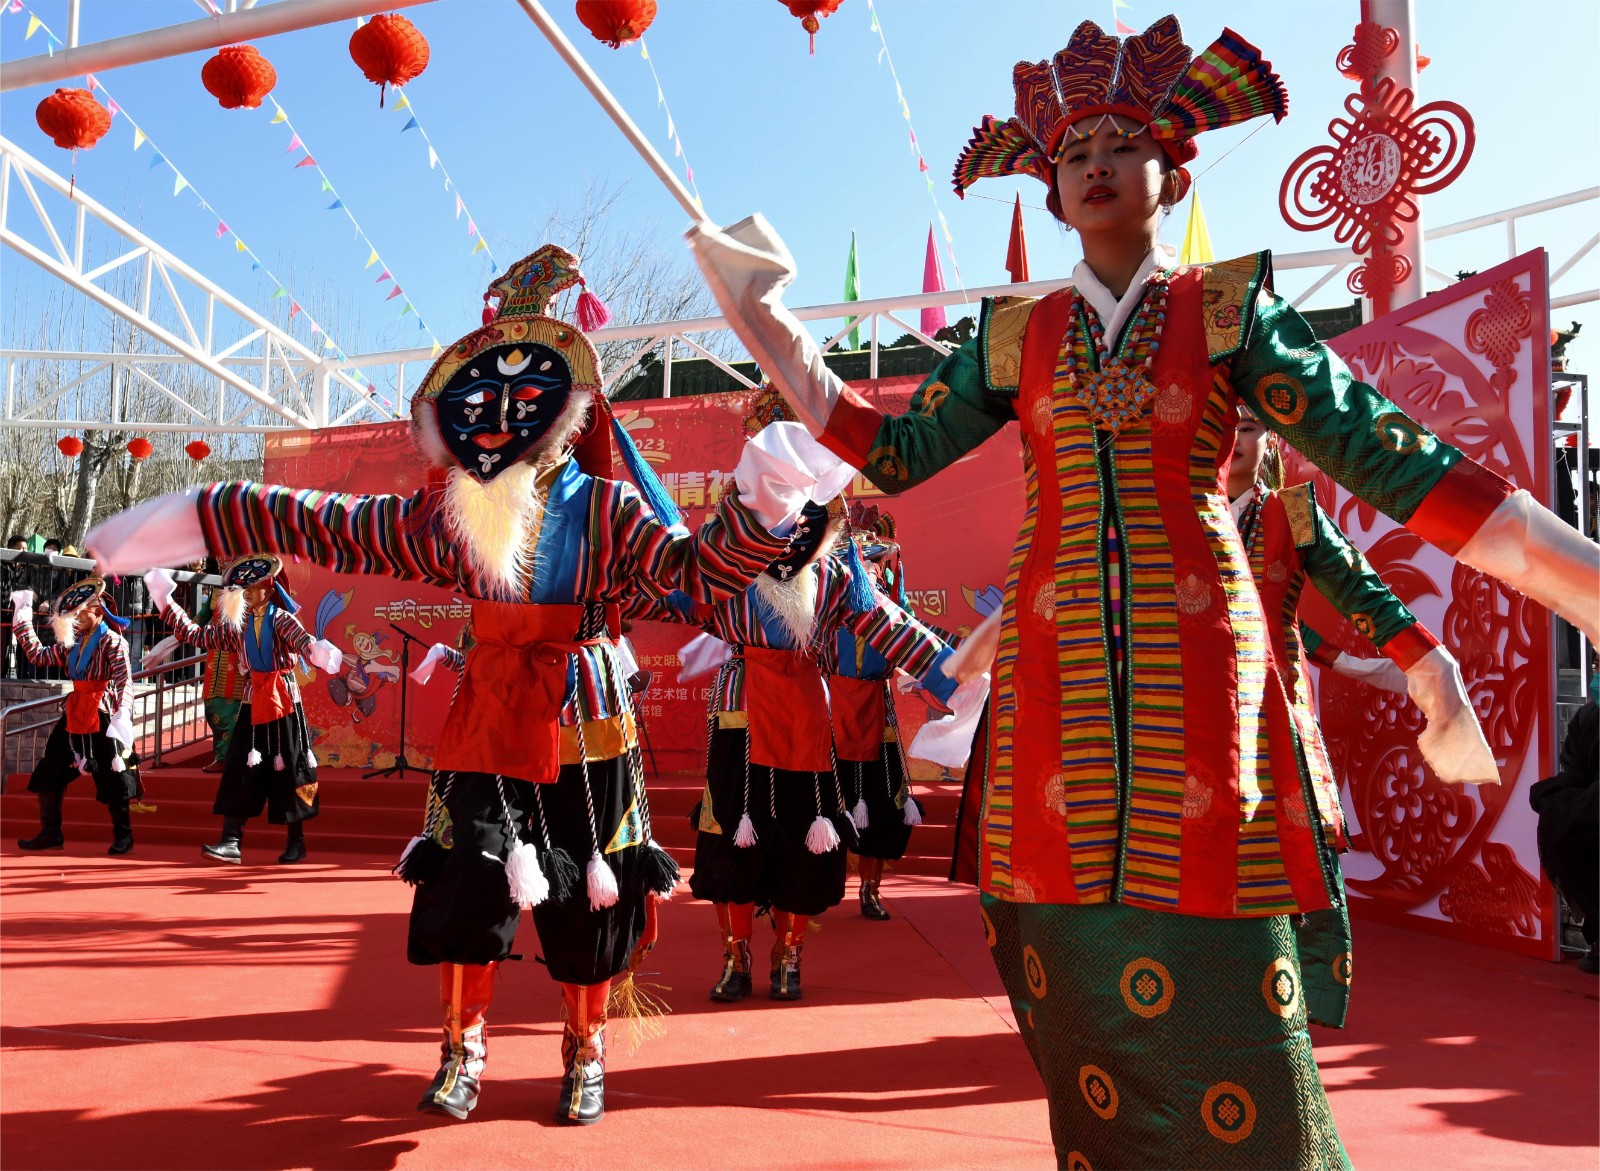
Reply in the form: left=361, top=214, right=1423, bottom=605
left=1, top=841, right=1594, bottom=1171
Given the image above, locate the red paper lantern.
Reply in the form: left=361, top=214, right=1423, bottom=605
left=35, top=88, right=111, bottom=150
left=777, top=0, right=844, bottom=54
left=56, top=435, right=84, bottom=458
left=348, top=13, right=430, bottom=105
left=126, top=437, right=154, bottom=462
left=201, top=44, right=278, bottom=110
left=185, top=439, right=212, bottom=463
left=575, top=0, right=657, bottom=48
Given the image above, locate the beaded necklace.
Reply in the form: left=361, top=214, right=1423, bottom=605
left=1065, top=269, right=1171, bottom=437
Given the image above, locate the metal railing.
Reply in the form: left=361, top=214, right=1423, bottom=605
left=1, top=651, right=209, bottom=787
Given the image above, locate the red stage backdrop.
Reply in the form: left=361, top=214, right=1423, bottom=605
left=1285, top=251, right=1558, bottom=958
left=263, top=379, right=1025, bottom=780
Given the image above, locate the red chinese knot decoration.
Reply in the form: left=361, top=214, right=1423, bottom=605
left=201, top=44, right=278, bottom=110
left=185, top=439, right=212, bottom=463
left=126, top=437, right=154, bottom=462
left=575, top=0, right=657, bottom=48
left=34, top=88, right=111, bottom=150
left=778, top=0, right=844, bottom=55
left=348, top=13, right=430, bottom=105
left=1279, top=20, right=1473, bottom=318
left=56, top=435, right=84, bottom=458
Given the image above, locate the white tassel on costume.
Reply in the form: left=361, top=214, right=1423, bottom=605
left=850, top=797, right=870, bottom=831
left=505, top=840, right=549, bottom=908
left=587, top=850, right=620, bottom=911
left=903, top=796, right=923, bottom=827
left=805, top=814, right=840, bottom=855
left=73, top=754, right=89, bottom=774
left=394, top=834, right=425, bottom=870
left=273, top=753, right=286, bottom=772
left=305, top=748, right=318, bottom=769
left=246, top=747, right=263, bottom=767
left=733, top=811, right=758, bottom=848
left=110, top=755, right=126, bottom=773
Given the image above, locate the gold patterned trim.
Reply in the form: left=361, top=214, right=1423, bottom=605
left=1201, top=251, right=1271, bottom=363
left=980, top=296, right=1037, bottom=396
left=716, top=710, right=749, bottom=730
left=1278, top=482, right=1317, bottom=549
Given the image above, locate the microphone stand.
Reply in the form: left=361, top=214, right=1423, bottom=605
left=364, top=622, right=429, bottom=780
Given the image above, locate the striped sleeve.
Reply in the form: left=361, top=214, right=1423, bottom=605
left=273, top=610, right=316, bottom=661
left=611, top=481, right=790, bottom=607
left=163, top=597, right=234, bottom=651
left=197, top=481, right=459, bottom=589
left=11, top=610, right=66, bottom=669
left=102, top=633, right=132, bottom=717
left=822, top=561, right=956, bottom=701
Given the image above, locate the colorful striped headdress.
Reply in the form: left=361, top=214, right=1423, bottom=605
left=952, top=15, right=1288, bottom=197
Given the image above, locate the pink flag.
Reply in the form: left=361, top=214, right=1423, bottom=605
left=215, top=221, right=228, bottom=239
left=1115, top=18, right=1136, bottom=34
left=285, top=132, right=301, bottom=153
left=295, top=155, right=316, bottom=168
left=374, top=269, right=391, bottom=282
left=290, top=302, right=302, bottom=319
left=920, top=223, right=947, bottom=337
left=106, top=98, right=120, bottom=118
left=385, top=285, right=403, bottom=301
left=86, top=74, right=97, bottom=90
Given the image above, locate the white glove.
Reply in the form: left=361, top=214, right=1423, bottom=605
left=678, top=632, right=733, bottom=683
left=143, top=568, right=177, bottom=612
left=1330, top=651, right=1409, bottom=695
left=908, top=673, right=991, bottom=769
left=1406, top=646, right=1500, bottom=786
left=142, top=635, right=181, bottom=668
left=9, top=589, right=33, bottom=623
left=107, top=710, right=134, bottom=753
left=688, top=215, right=845, bottom=441
left=306, top=639, right=343, bottom=673
left=86, top=488, right=208, bottom=575
left=410, top=643, right=453, bottom=685
left=1456, top=489, right=1600, bottom=644
left=733, top=421, right=856, bottom=532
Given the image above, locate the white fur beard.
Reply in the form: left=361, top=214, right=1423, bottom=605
left=441, top=461, right=546, bottom=598
left=216, top=587, right=247, bottom=630
left=50, top=612, right=78, bottom=648
left=754, top=568, right=819, bottom=647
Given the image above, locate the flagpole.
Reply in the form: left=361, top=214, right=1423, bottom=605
left=515, top=0, right=710, bottom=227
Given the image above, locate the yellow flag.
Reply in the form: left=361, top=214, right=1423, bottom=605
left=365, top=249, right=379, bottom=268
left=235, top=239, right=247, bottom=252
left=270, top=103, right=287, bottom=124
left=1180, top=187, right=1214, bottom=265
left=471, top=237, right=488, bottom=255
left=132, top=127, right=147, bottom=150
left=26, top=14, right=42, bottom=38
left=392, top=93, right=411, bottom=111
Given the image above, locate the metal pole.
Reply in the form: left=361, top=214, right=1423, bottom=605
left=1369, top=0, right=1425, bottom=309
left=514, top=0, right=710, bottom=227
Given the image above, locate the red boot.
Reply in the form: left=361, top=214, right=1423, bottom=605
left=558, top=980, right=608, bottom=1125
left=769, top=910, right=807, bottom=1001
left=417, top=962, right=495, bottom=1120
left=710, top=901, right=755, bottom=1003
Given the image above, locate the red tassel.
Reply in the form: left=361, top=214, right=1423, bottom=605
left=481, top=293, right=494, bottom=326
left=575, top=286, right=611, bottom=332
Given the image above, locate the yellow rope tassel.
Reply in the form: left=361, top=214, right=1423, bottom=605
left=605, top=971, right=672, bottom=1055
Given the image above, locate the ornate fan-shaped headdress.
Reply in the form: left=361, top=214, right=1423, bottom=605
left=953, top=15, right=1288, bottom=197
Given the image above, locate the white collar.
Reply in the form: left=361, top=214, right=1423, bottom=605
left=1071, top=243, right=1178, bottom=355
left=1229, top=485, right=1258, bottom=526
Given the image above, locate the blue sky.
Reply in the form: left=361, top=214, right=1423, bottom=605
left=3, top=0, right=1597, bottom=372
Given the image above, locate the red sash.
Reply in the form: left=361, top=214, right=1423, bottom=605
left=433, top=602, right=618, bottom=785
left=249, top=670, right=295, bottom=724
left=744, top=646, right=832, bottom=773
left=829, top=674, right=888, bottom=762
left=64, top=680, right=108, bottom=735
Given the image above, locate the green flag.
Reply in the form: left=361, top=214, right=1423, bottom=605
left=843, top=230, right=862, bottom=351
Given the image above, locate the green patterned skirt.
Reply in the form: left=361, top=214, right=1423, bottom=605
left=982, top=896, right=1352, bottom=1171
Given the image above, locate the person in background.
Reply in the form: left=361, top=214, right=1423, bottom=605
left=1530, top=701, right=1599, bottom=973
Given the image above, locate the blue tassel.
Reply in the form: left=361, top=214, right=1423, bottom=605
left=611, top=414, right=682, bottom=528
left=895, top=564, right=907, bottom=609
left=843, top=538, right=877, bottom=615
left=101, top=611, right=131, bottom=631
left=273, top=581, right=300, bottom=614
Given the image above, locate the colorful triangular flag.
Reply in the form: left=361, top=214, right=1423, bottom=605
left=385, top=285, right=403, bottom=300
left=284, top=132, right=301, bottom=153
left=365, top=249, right=379, bottom=268
left=295, top=156, right=316, bottom=168
left=400, top=117, right=419, bottom=132
left=132, top=127, right=146, bottom=150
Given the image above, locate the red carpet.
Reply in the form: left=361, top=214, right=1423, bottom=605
left=1, top=840, right=1595, bottom=1170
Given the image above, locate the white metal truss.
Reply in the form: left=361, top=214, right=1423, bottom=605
left=0, top=135, right=397, bottom=433
left=340, top=188, right=1600, bottom=402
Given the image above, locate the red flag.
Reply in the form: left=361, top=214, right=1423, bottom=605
left=1005, top=193, right=1030, bottom=283
left=921, top=223, right=948, bottom=337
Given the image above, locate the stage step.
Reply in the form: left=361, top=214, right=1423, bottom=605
left=1, top=764, right=965, bottom=877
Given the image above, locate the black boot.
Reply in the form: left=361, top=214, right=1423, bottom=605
left=202, top=816, right=244, bottom=863
left=859, top=857, right=891, bottom=920
left=278, top=821, right=307, bottom=864
left=18, top=788, right=65, bottom=851
left=710, top=937, right=754, bottom=1003
left=769, top=912, right=806, bottom=1002
left=107, top=797, right=134, bottom=856
left=418, top=963, right=494, bottom=1121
